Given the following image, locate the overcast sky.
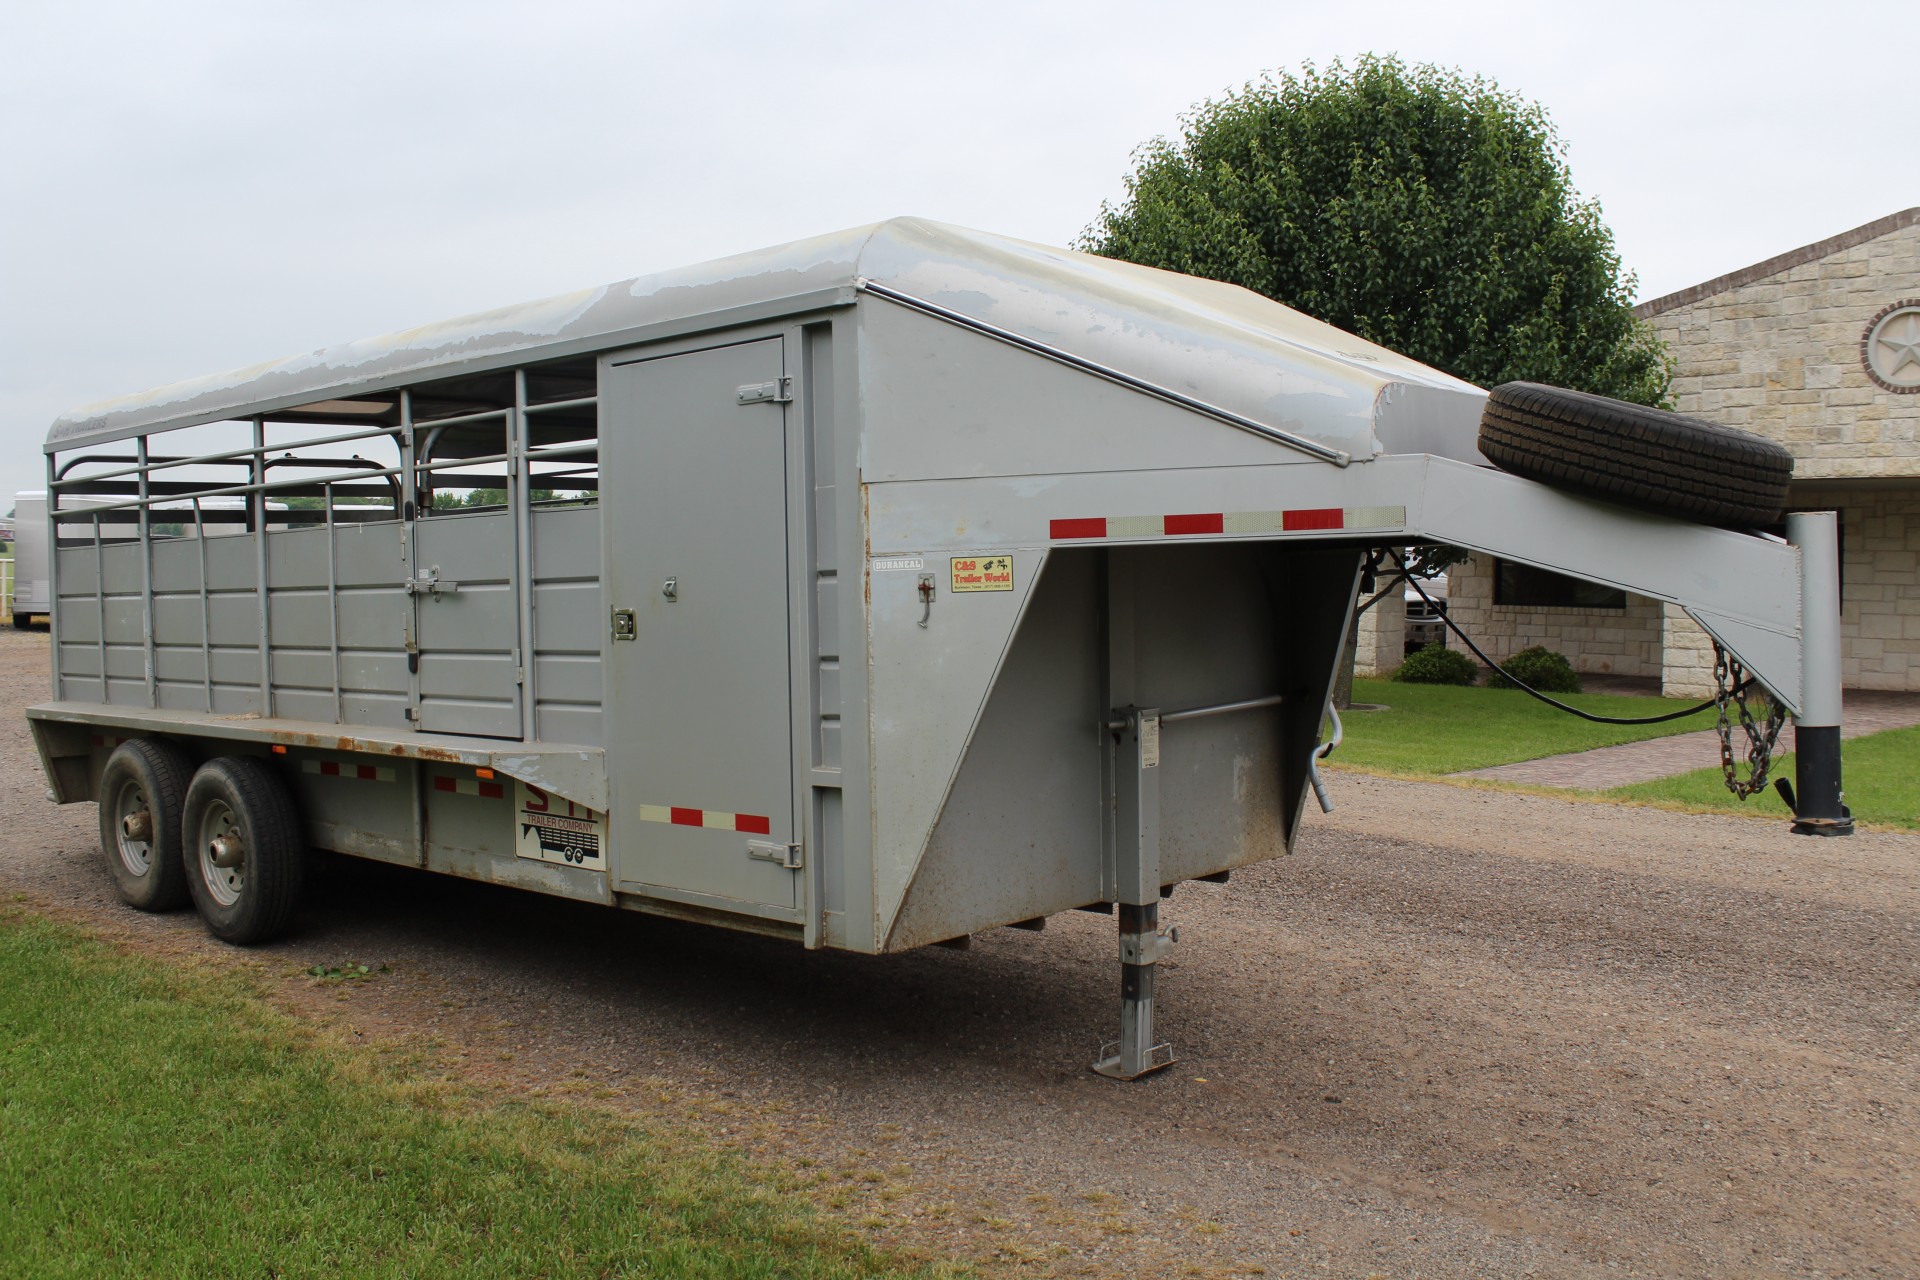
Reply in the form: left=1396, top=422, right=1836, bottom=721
left=1, top=0, right=1908, bottom=502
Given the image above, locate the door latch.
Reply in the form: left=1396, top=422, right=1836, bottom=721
left=610, top=607, right=636, bottom=640
left=747, top=840, right=803, bottom=869
left=405, top=566, right=460, bottom=597
left=735, top=377, right=794, bottom=405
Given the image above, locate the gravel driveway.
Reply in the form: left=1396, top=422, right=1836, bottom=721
left=3, top=627, right=1914, bottom=1279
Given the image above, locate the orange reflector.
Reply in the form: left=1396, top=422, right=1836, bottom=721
left=475, top=767, right=495, bottom=780
left=271, top=745, right=287, bottom=755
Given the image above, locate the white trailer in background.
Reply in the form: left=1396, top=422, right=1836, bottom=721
left=26, top=218, right=1844, bottom=1078
left=11, top=492, right=51, bottom=625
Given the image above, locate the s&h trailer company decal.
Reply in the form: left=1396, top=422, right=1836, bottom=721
left=515, top=781, right=607, bottom=870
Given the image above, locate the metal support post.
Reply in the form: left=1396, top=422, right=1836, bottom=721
left=1786, top=511, right=1852, bottom=836
left=1093, top=706, right=1178, bottom=1080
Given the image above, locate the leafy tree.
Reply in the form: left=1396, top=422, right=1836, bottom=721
left=1081, top=55, right=1671, bottom=405
left=430, top=488, right=558, bottom=510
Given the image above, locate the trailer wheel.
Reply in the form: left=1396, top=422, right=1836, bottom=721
left=98, top=738, right=196, bottom=912
left=182, top=756, right=306, bottom=945
left=1478, top=382, right=1793, bottom=528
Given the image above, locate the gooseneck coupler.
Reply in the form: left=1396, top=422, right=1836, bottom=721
left=1786, top=511, right=1852, bottom=836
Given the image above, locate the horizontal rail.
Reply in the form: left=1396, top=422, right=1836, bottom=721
left=413, top=406, right=510, bottom=430
left=51, top=463, right=408, bottom=515
left=52, top=424, right=402, bottom=487
left=1106, top=693, right=1285, bottom=731
left=521, top=395, right=597, bottom=414
left=857, top=279, right=1351, bottom=468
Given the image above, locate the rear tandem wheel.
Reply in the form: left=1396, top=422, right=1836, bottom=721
left=97, top=737, right=196, bottom=912
left=182, top=756, right=307, bottom=945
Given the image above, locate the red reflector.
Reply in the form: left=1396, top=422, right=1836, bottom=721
left=1283, top=508, right=1344, bottom=531
left=320, top=761, right=341, bottom=776
left=478, top=781, right=504, bottom=800
left=432, top=776, right=455, bottom=793
left=735, top=813, right=772, bottom=836
left=356, top=765, right=377, bottom=781
left=670, top=806, right=704, bottom=827
left=1163, top=512, right=1224, bottom=536
left=271, top=744, right=287, bottom=755
left=1049, top=517, right=1107, bottom=539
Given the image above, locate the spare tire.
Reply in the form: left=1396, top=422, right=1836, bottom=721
left=1478, top=382, right=1793, bottom=528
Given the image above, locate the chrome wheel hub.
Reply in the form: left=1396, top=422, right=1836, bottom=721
left=197, top=801, right=245, bottom=907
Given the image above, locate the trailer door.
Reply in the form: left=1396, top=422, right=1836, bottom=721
left=600, top=337, right=799, bottom=915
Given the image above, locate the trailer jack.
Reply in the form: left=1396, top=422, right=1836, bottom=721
left=1095, top=707, right=1178, bottom=1080
left=1093, top=900, right=1179, bottom=1080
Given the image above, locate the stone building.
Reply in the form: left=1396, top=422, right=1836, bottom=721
left=1434, top=207, right=1920, bottom=694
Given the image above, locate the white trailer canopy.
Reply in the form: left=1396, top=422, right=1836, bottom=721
left=49, top=218, right=1485, bottom=464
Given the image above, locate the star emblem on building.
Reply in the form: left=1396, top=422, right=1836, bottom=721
left=1876, top=311, right=1920, bottom=378
left=1864, top=300, right=1920, bottom=392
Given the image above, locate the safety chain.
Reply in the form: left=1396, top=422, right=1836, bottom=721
left=1712, top=642, right=1788, bottom=799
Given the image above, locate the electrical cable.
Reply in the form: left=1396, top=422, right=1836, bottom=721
left=1402, top=574, right=1740, bottom=726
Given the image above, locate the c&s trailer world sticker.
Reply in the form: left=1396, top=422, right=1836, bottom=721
left=950, top=555, right=1013, bottom=592
left=515, top=781, right=607, bottom=869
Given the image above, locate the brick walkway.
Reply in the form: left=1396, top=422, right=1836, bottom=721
left=1453, top=689, right=1920, bottom=789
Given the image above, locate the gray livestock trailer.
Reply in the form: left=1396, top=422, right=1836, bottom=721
left=28, top=218, right=1843, bottom=1078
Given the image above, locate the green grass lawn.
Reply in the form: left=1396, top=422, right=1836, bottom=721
left=0, top=909, right=957, bottom=1280
left=1609, top=724, right=1920, bottom=831
left=1332, top=677, right=1717, bottom=775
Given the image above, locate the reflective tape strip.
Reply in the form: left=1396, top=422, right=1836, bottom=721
left=1051, top=506, right=1404, bottom=540
left=302, top=760, right=396, bottom=783
left=638, top=803, right=773, bottom=836
left=431, top=774, right=506, bottom=799
left=90, top=734, right=129, bottom=748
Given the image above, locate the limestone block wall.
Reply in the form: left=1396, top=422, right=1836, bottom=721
left=1448, top=554, right=1663, bottom=677
left=1353, top=585, right=1406, bottom=678
left=1640, top=214, right=1920, bottom=481
left=1661, top=486, right=1920, bottom=696
left=1660, top=606, right=1718, bottom=699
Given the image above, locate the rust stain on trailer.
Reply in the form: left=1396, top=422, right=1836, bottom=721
left=274, top=729, right=468, bottom=764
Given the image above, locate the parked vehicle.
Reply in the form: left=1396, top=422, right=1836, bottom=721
left=1404, top=572, right=1449, bottom=655
left=25, top=219, right=1845, bottom=1077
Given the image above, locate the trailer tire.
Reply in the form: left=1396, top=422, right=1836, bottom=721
left=98, top=738, right=196, bottom=912
left=182, top=756, right=306, bottom=945
left=1478, top=382, right=1793, bottom=528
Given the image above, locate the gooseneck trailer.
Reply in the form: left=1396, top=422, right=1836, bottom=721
left=28, top=219, right=1845, bottom=1078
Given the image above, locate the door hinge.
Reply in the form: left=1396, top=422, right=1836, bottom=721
left=747, top=839, right=803, bottom=869
left=735, top=377, right=794, bottom=405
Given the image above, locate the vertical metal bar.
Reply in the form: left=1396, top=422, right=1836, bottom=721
left=1787, top=511, right=1851, bottom=836
left=46, top=450, right=61, bottom=698
left=401, top=391, right=421, bottom=726
left=136, top=435, right=156, bottom=707
left=1099, top=549, right=1134, bottom=906
left=513, top=369, right=536, bottom=741
left=1092, top=548, right=1177, bottom=1081
left=93, top=512, right=107, bottom=703
left=1093, top=708, right=1176, bottom=1080
left=252, top=417, right=271, bottom=716
left=325, top=478, right=342, bottom=722
left=193, top=498, right=212, bottom=710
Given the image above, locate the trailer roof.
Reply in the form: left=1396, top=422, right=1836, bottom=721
left=47, top=217, right=1481, bottom=455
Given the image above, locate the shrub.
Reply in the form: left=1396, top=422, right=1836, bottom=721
left=1391, top=643, right=1479, bottom=686
left=1486, top=645, right=1582, bottom=693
